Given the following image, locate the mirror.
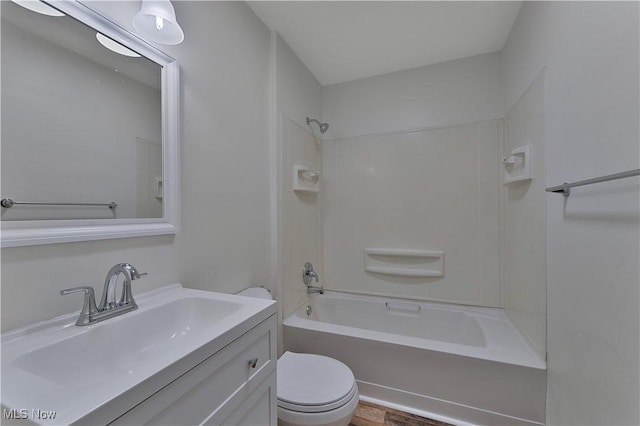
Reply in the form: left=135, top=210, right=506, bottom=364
left=1, top=0, right=180, bottom=247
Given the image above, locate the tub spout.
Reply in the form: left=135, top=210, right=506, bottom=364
left=307, top=285, right=324, bottom=295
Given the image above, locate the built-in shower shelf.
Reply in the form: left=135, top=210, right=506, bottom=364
left=364, top=249, right=445, bottom=278
left=293, top=165, right=320, bottom=193
left=503, top=144, right=533, bottom=185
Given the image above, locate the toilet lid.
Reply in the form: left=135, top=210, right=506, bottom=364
left=277, top=352, right=356, bottom=410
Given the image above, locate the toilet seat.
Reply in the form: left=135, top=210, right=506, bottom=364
left=278, top=383, right=358, bottom=413
left=277, top=352, right=357, bottom=413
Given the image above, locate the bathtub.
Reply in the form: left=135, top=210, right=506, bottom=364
left=283, top=291, right=546, bottom=426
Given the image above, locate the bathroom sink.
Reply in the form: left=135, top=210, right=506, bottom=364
left=14, top=297, right=243, bottom=387
left=1, top=284, right=276, bottom=425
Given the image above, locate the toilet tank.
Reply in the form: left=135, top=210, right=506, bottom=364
left=236, top=286, right=273, bottom=300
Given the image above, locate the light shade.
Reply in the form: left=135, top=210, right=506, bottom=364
left=132, top=0, right=184, bottom=45
left=96, top=33, right=141, bottom=57
left=11, top=0, right=64, bottom=17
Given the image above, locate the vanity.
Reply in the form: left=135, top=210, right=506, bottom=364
left=1, top=285, right=277, bottom=425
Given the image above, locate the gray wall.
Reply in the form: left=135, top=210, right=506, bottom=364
left=502, top=2, right=639, bottom=424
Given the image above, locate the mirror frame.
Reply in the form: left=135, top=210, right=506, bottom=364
left=1, top=0, right=180, bottom=247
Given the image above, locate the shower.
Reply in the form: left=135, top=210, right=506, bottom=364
left=306, top=117, right=329, bottom=134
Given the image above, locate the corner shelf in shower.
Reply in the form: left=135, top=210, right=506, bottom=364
left=364, top=249, right=445, bottom=278
left=293, top=165, right=320, bottom=194
left=503, top=144, right=533, bottom=185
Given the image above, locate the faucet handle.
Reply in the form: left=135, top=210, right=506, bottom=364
left=303, top=262, right=318, bottom=285
left=60, top=286, right=98, bottom=325
left=119, top=267, right=147, bottom=308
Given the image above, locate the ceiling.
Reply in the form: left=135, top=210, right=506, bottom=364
left=248, top=1, right=522, bottom=86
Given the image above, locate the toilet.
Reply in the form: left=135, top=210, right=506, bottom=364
left=237, top=287, right=359, bottom=426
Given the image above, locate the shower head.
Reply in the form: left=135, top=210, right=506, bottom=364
left=306, top=117, right=329, bottom=134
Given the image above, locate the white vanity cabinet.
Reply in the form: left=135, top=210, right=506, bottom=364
left=2, top=286, right=277, bottom=426
left=110, top=314, right=277, bottom=426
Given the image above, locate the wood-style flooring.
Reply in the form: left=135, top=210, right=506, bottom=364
left=349, top=401, right=453, bottom=426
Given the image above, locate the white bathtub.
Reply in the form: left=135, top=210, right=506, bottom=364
left=283, top=291, right=546, bottom=426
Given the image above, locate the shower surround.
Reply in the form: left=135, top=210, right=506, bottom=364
left=323, top=121, right=501, bottom=307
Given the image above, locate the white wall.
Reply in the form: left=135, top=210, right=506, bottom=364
left=168, top=1, right=272, bottom=296
left=322, top=52, right=503, bottom=139
left=321, top=53, right=502, bottom=307
left=502, top=2, right=639, bottom=424
left=502, top=71, right=547, bottom=361
left=1, top=20, right=161, bottom=220
left=274, top=34, right=323, bottom=318
left=1, top=1, right=274, bottom=331
left=275, top=34, right=323, bottom=132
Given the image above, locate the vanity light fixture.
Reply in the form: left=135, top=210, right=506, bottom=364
left=132, top=0, right=184, bottom=45
left=11, top=0, right=64, bottom=17
left=96, top=33, right=141, bottom=58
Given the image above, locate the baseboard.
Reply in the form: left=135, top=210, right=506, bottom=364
left=357, top=380, right=545, bottom=426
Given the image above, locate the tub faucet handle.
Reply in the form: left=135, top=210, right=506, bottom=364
left=303, top=262, right=319, bottom=285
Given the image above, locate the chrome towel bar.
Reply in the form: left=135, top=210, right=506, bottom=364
left=1, top=198, right=117, bottom=209
left=545, top=169, right=639, bottom=197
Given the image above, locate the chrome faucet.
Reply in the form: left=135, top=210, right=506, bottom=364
left=99, top=263, right=143, bottom=311
left=61, top=263, right=147, bottom=326
left=307, top=285, right=324, bottom=295
left=303, top=262, right=324, bottom=295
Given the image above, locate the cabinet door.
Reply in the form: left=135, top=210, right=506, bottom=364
left=110, top=315, right=277, bottom=426
left=214, top=370, right=276, bottom=426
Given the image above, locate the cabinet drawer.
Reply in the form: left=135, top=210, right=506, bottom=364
left=111, top=315, right=277, bottom=425
left=216, top=370, right=276, bottom=426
